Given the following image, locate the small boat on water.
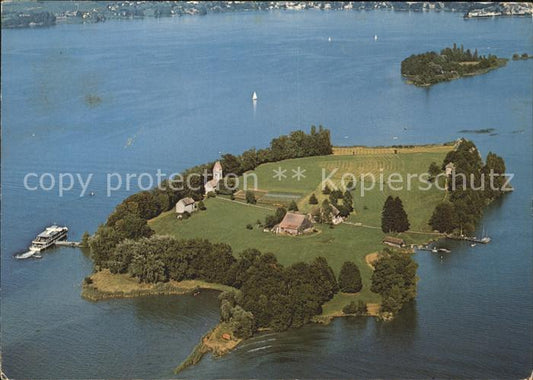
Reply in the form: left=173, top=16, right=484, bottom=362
left=471, top=243, right=477, bottom=247
left=328, top=36, right=332, bottom=42
left=252, top=91, right=258, bottom=101
left=374, top=34, right=378, bottom=41
left=438, top=248, right=451, bottom=253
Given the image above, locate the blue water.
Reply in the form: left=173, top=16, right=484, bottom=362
left=1, top=10, right=532, bottom=379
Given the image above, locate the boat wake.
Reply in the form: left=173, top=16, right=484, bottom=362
left=247, top=345, right=272, bottom=353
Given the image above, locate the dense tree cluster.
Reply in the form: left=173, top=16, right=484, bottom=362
left=401, top=43, right=505, bottom=86
left=381, top=196, right=410, bottom=233
left=429, top=139, right=507, bottom=234
left=219, top=290, right=255, bottom=339
left=99, top=235, right=340, bottom=333
left=106, top=236, right=236, bottom=285
left=237, top=253, right=338, bottom=331
left=222, top=125, right=332, bottom=178
left=371, top=251, right=418, bottom=314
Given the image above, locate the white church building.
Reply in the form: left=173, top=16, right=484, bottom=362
left=204, top=161, right=223, bottom=195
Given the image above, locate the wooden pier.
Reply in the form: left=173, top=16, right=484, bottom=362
left=55, top=240, right=81, bottom=248
left=445, top=235, right=491, bottom=244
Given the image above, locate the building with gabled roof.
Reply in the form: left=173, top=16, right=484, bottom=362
left=274, top=212, right=314, bottom=235
left=176, top=197, right=197, bottom=214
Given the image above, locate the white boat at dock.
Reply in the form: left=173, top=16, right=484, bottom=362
left=30, top=225, right=68, bottom=252
left=15, top=225, right=69, bottom=259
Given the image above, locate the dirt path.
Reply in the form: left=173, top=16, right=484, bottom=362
left=365, top=252, right=380, bottom=270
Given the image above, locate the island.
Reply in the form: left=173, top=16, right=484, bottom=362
left=81, top=127, right=509, bottom=374
left=512, top=53, right=533, bottom=61
left=401, top=43, right=508, bottom=87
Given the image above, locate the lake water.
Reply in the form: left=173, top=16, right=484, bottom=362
left=1, top=10, right=532, bottom=379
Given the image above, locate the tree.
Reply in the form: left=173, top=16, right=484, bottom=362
left=483, top=152, right=506, bottom=199
left=245, top=190, right=256, bottom=204
left=338, top=261, right=362, bottom=293
left=89, top=225, right=123, bottom=269
left=320, top=199, right=333, bottom=224
left=221, top=154, right=241, bottom=176
left=381, top=196, right=410, bottom=233
left=309, top=193, right=318, bottom=204
left=392, top=197, right=410, bottom=233
left=275, top=207, right=287, bottom=221
left=429, top=201, right=456, bottom=233
left=81, top=231, right=90, bottom=248
left=343, top=191, right=353, bottom=213
left=342, top=300, right=367, bottom=315
left=230, top=306, right=255, bottom=338
left=288, top=200, right=299, bottom=211
left=197, top=200, right=206, bottom=210
left=329, top=190, right=343, bottom=205
left=240, top=148, right=258, bottom=172
left=322, top=185, right=331, bottom=195
left=381, top=196, right=395, bottom=233
left=428, top=161, right=441, bottom=179
left=264, top=207, right=287, bottom=229
left=309, top=256, right=339, bottom=300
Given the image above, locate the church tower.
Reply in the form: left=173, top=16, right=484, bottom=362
left=213, top=161, right=223, bottom=181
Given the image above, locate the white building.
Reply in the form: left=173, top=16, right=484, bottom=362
left=445, top=162, right=456, bottom=176
left=204, top=161, right=223, bottom=195
left=176, top=197, right=197, bottom=214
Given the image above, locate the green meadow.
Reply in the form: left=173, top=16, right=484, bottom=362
left=150, top=146, right=451, bottom=314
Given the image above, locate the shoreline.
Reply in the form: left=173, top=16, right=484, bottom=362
left=81, top=269, right=235, bottom=301
left=83, top=232, right=437, bottom=373
left=175, top=323, right=243, bottom=374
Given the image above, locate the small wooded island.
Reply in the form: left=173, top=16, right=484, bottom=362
left=80, top=128, right=509, bottom=374
left=401, top=43, right=508, bottom=87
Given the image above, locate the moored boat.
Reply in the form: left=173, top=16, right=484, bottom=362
left=29, top=225, right=68, bottom=252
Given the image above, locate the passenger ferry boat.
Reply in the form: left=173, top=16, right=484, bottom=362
left=30, top=225, right=68, bottom=252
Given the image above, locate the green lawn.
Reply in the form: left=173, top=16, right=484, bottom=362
left=150, top=147, right=451, bottom=312
left=238, top=149, right=450, bottom=232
